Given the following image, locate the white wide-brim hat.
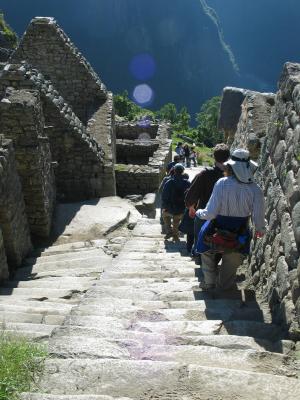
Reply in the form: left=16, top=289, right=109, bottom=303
left=224, top=149, right=258, bottom=183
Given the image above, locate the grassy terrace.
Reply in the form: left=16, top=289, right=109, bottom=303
left=0, top=332, right=47, bottom=399
left=171, top=133, right=214, bottom=166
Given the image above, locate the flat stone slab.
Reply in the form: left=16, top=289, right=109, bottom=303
left=37, top=359, right=300, bottom=399
left=52, top=197, right=140, bottom=244
left=21, top=395, right=133, bottom=400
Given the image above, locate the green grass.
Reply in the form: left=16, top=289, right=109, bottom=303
left=171, top=133, right=214, bottom=166
left=0, top=13, right=18, bottom=48
left=0, top=332, right=47, bottom=400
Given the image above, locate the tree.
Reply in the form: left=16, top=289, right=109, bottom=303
left=156, top=103, right=177, bottom=123
left=194, top=96, right=223, bottom=147
left=174, top=106, right=191, bottom=132
left=113, top=91, right=140, bottom=120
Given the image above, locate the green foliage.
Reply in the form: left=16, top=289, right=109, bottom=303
left=155, top=103, right=178, bottom=123
left=0, top=332, right=47, bottom=399
left=113, top=91, right=155, bottom=121
left=174, top=106, right=191, bottom=132
left=194, top=96, right=223, bottom=147
left=0, top=13, right=18, bottom=48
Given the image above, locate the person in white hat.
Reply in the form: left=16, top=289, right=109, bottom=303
left=195, top=148, right=265, bottom=291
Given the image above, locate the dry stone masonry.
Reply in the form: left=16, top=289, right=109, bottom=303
left=0, top=137, right=32, bottom=274
left=115, top=122, right=172, bottom=197
left=220, top=62, right=300, bottom=339
left=11, top=17, right=107, bottom=124
left=0, top=88, right=55, bottom=237
left=0, top=16, right=171, bottom=279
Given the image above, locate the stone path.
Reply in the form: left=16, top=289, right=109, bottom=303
left=1, top=216, right=300, bottom=399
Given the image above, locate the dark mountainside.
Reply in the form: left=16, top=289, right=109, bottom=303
left=207, top=0, right=300, bottom=92
left=1, top=0, right=238, bottom=115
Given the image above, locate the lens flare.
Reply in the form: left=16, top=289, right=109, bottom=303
left=130, top=53, right=156, bottom=80
left=133, top=84, right=154, bottom=106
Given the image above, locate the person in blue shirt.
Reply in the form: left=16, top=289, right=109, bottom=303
left=162, top=163, right=190, bottom=241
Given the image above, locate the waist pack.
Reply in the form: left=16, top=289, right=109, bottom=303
left=203, top=228, right=249, bottom=254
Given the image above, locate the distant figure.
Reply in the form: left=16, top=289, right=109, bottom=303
left=196, top=149, right=265, bottom=290
left=189, top=146, right=198, bottom=167
left=162, top=163, right=190, bottom=241
left=175, top=142, right=185, bottom=163
left=183, top=143, right=191, bottom=167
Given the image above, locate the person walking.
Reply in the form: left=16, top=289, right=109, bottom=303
left=183, top=143, right=191, bottom=167
left=175, top=142, right=185, bottom=163
left=195, top=149, right=265, bottom=291
left=185, top=144, right=230, bottom=262
left=162, top=163, right=190, bottom=241
left=189, top=146, right=198, bottom=167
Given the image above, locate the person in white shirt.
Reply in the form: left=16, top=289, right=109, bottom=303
left=195, top=149, right=265, bottom=290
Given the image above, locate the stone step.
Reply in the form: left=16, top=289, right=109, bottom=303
left=0, top=311, right=65, bottom=325
left=86, top=286, right=195, bottom=304
left=14, top=267, right=102, bottom=279
left=3, top=329, right=53, bottom=341
left=35, top=359, right=300, bottom=399
left=4, top=277, right=97, bottom=290
left=72, top=304, right=265, bottom=323
left=34, top=240, right=105, bottom=257
left=95, top=277, right=199, bottom=289
left=0, top=287, right=85, bottom=299
left=23, top=256, right=110, bottom=269
left=131, top=344, right=294, bottom=376
left=64, top=315, right=223, bottom=336
left=21, top=394, right=132, bottom=400
left=26, top=249, right=107, bottom=264
left=52, top=325, right=293, bottom=353
left=0, top=300, right=74, bottom=312
left=0, top=295, right=78, bottom=304
left=0, top=322, right=58, bottom=335
left=102, top=269, right=196, bottom=279
left=47, top=336, right=294, bottom=376
left=221, top=320, right=285, bottom=341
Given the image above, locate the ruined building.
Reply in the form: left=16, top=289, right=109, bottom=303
left=0, top=17, right=171, bottom=280
left=219, top=63, right=300, bottom=339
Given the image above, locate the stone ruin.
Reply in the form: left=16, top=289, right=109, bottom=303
left=219, top=63, right=300, bottom=339
left=0, top=17, right=171, bottom=281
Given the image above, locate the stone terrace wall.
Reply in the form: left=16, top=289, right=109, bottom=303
left=0, top=228, right=8, bottom=282
left=231, top=63, right=300, bottom=340
left=86, top=92, right=116, bottom=196
left=231, top=91, right=275, bottom=160
left=116, top=139, right=159, bottom=165
left=116, top=123, right=159, bottom=140
left=0, top=137, right=32, bottom=272
left=0, top=89, right=55, bottom=237
left=115, top=123, right=172, bottom=196
left=0, top=63, right=105, bottom=201
left=11, top=17, right=107, bottom=124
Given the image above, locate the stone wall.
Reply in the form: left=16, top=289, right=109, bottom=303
left=0, top=63, right=105, bottom=201
left=231, top=91, right=275, bottom=160
left=116, top=139, right=159, bottom=165
left=227, top=63, right=300, bottom=339
left=0, top=88, right=55, bottom=237
left=115, top=123, right=172, bottom=196
left=0, top=137, right=32, bottom=272
left=11, top=17, right=107, bottom=124
left=0, top=227, right=8, bottom=282
left=116, top=123, right=159, bottom=140
left=86, top=92, right=116, bottom=197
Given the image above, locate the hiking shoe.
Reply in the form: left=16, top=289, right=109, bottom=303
left=199, top=282, right=216, bottom=291
left=173, top=236, right=180, bottom=242
left=164, top=233, right=173, bottom=240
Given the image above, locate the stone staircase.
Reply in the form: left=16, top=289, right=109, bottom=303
left=0, top=240, right=112, bottom=341
left=1, top=218, right=300, bottom=399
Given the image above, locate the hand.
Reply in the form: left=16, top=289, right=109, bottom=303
left=189, top=207, right=196, bottom=218
left=255, top=231, right=264, bottom=239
